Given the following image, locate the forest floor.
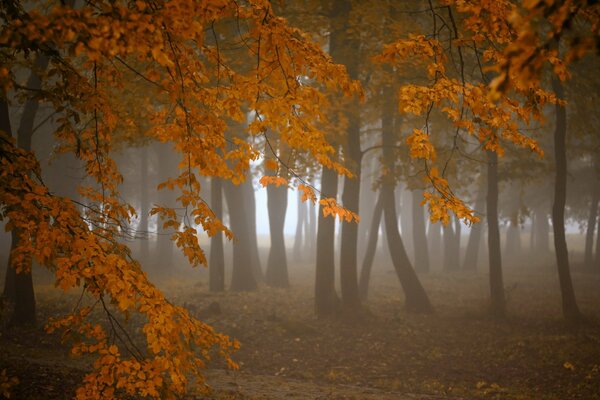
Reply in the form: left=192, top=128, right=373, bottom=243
left=1, top=260, right=600, bottom=399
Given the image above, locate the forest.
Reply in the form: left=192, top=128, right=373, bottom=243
left=1, top=0, right=600, bottom=399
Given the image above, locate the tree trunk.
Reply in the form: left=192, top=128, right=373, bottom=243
left=315, top=166, right=340, bottom=317
left=381, top=85, right=432, bottom=314
left=443, top=221, right=459, bottom=272
left=427, top=220, right=442, bottom=269
left=533, top=206, right=550, bottom=254
left=551, top=78, right=581, bottom=322
left=412, top=189, right=430, bottom=273
left=358, top=192, right=383, bottom=300
left=209, top=178, right=225, bottom=292
left=329, top=0, right=362, bottom=315
left=293, top=191, right=305, bottom=261
left=266, top=185, right=289, bottom=288
left=243, top=174, right=263, bottom=282
left=223, top=181, right=257, bottom=291
left=463, top=189, right=485, bottom=271
left=487, top=150, right=505, bottom=318
left=584, top=183, right=599, bottom=269
left=307, top=199, right=317, bottom=257
left=2, top=55, right=49, bottom=326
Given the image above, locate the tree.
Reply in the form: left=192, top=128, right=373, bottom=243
left=551, top=77, right=581, bottom=322
left=0, top=0, right=360, bottom=397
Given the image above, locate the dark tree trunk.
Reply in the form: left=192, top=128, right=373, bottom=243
left=358, top=192, right=383, bottom=300
left=2, top=55, right=49, bottom=327
left=463, top=189, right=485, bottom=270
left=329, top=0, right=362, bottom=315
left=243, top=175, right=263, bottom=282
left=381, top=86, right=432, bottom=314
left=551, top=78, right=581, bottom=322
left=293, top=191, right=305, bottom=261
left=223, top=181, right=257, bottom=291
left=315, top=166, right=340, bottom=317
left=266, top=185, right=289, bottom=288
left=487, top=150, right=505, bottom=318
left=209, top=178, right=225, bottom=292
left=584, top=183, right=599, bottom=269
left=139, top=146, right=150, bottom=262
left=412, top=189, right=430, bottom=273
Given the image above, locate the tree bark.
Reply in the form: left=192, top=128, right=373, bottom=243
left=427, top=220, right=442, bottom=269
left=293, top=191, right=305, bottom=261
left=551, top=78, right=581, bottom=322
left=381, top=85, right=432, bottom=313
left=487, top=150, right=505, bottom=318
left=223, top=181, right=257, bottom=291
left=265, top=184, right=289, bottom=288
left=358, top=192, right=383, bottom=300
left=412, top=189, right=430, bottom=273
left=243, top=174, right=263, bottom=282
left=443, top=221, right=459, bottom=272
left=315, top=166, right=340, bottom=317
left=2, top=54, right=49, bottom=326
left=209, top=178, right=225, bottom=292
left=463, top=189, right=485, bottom=271
left=330, top=0, right=362, bottom=315
left=584, top=182, right=599, bottom=269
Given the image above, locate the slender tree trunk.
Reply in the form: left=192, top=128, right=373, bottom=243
left=463, top=189, right=485, bottom=270
left=428, top=220, right=442, bottom=269
left=412, top=189, right=430, bottom=273
left=382, top=85, right=432, bottom=313
left=209, top=178, right=225, bottom=292
left=443, top=221, right=459, bottom=272
left=315, top=166, right=340, bottom=317
left=487, top=150, right=505, bottom=318
left=293, top=191, right=305, bottom=261
left=399, top=188, right=413, bottom=261
left=584, top=183, right=599, bottom=269
left=223, top=181, right=257, bottom=291
left=2, top=55, right=49, bottom=326
left=329, top=0, right=361, bottom=315
left=243, top=174, right=263, bottom=282
left=534, top=206, right=550, bottom=254
left=358, top=192, right=383, bottom=299
left=307, top=199, right=317, bottom=257
left=266, top=185, right=289, bottom=288
left=551, top=78, right=581, bottom=322
left=139, top=146, right=150, bottom=262
left=529, top=213, right=535, bottom=253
